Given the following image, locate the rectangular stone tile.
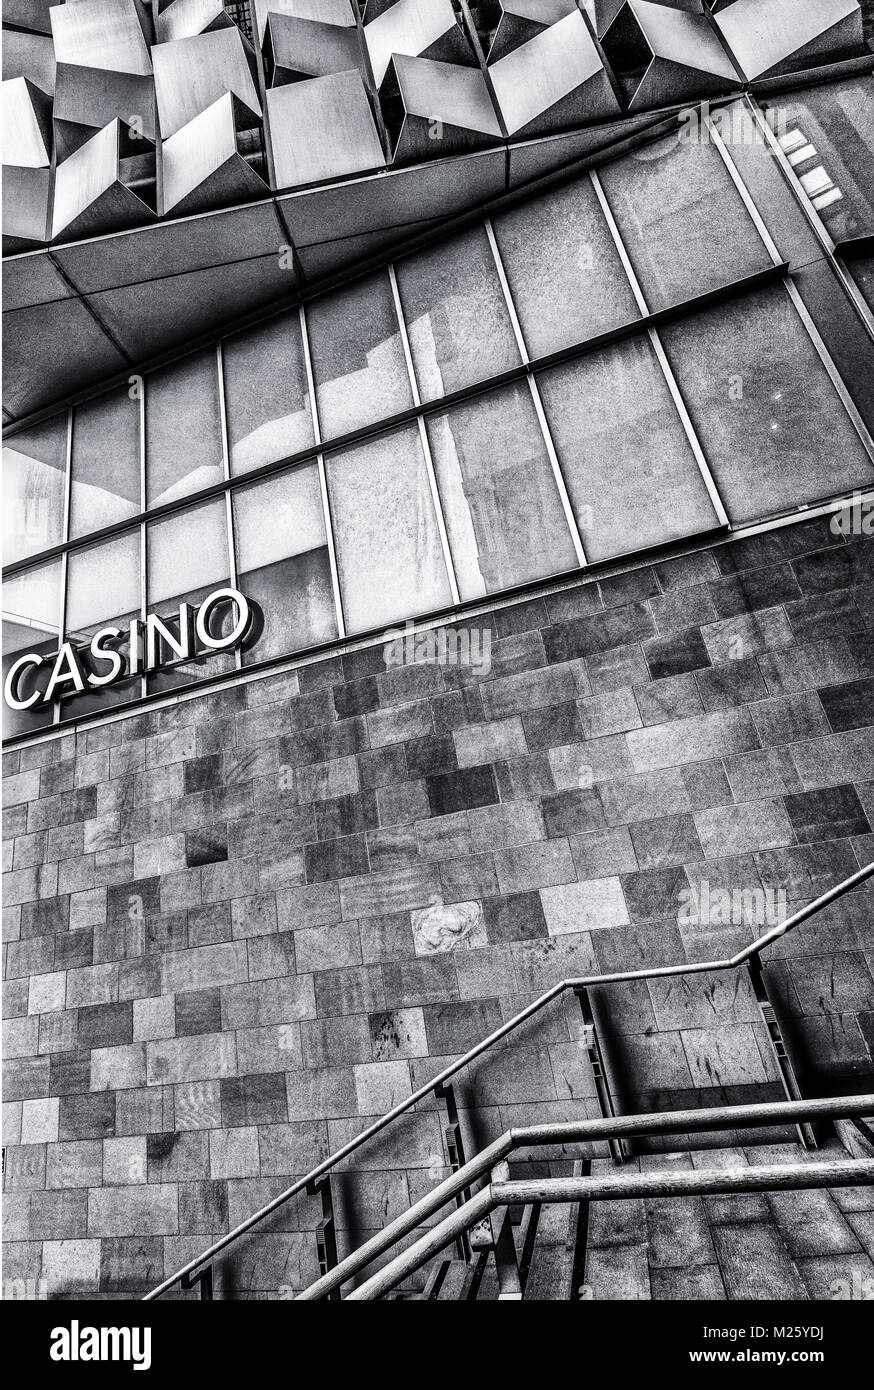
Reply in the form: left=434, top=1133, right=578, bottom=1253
left=750, top=692, right=830, bottom=746
left=314, top=964, right=385, bottom=1017
left=540, top=878, right=629, bottom=934
left=58, top=1093, right=116, bottom=1140
left=257, top=1121, right=328, bottom=1178
left=701, top=608, right=794, bottom=664
left=548, top=735, right=634, bottom=788
left=425, top=765, right=499, bottom=816
left=785, top=785, right=870, bottom=844
left=541, top=788, right=606, bottom=838
left=382, top=955, right=460, bottom=1009
left=294, top=922, right=361, bottom=973
left=577, top=687, right=641, bottom=739
left=585, top=643, right=650, bottom=694
left=236, top=1025, right=302, bottom=1076
left=755, top=840, right=860, bottom=900
left=570, top=826, right=638, bottom=879
left=819, top=677, right=874, bottom=732
left=635, top=673, right=703, bottom=726
left=285, top=1067, right=358, bottom=1121
left=147, top=1033, right=237, bottom=1085
left=481, top=664, right=576, bottom=720
left=300, top=1015, right=373, bottom=1068
left=710, top=1222, right=808, bottom=1299
left=483, top=891, right=547, bottom=943
left=221, top=976, right=316, bottom=1029
left=338, top=864, right=442, bottom=920
left=650, top=581, right=718, bottom=634
left=789, top=728, right=874, bottom=790
left=375, top=779, right=429, bottom=827
left=785, top=591, right=866, bottom=643
left=159, top=942, right=249, bottom=994
left=90, top=1042, right=147, bottom=1092
left=626, top=710, right=759, bottom=773
left=620, top=866, right=689, bottom=922
left=543, top=603, right=655, bottom=663
left=599, top=768, right=691, bottom=826
left=643, top=628, right=712, bottom=681
left=694, top=800, right=794, bottom=858
left=88, top=1185, right=178, bottom=1237
left=453, top=718, right=527, bottom=767
left=368, top=1007, right=428, bottom=1061
left=366, top=700, right=433, bottom=748
left=629, top=814, right=703, bottom=869
left=494, top=839, right=575, bottom=894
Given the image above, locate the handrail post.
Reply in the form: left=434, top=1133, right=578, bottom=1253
left=468, top=1161, right=522, bottom=1299
left=181, top=1265, right=213, bottom=1300
left=576, top=986, right=624, bottom=1164
left=436, top=1081, right=472, bottom=1261
left=746, top=953, right=816, bottom=1150
left=307, top=1177, right=340, bottom=1299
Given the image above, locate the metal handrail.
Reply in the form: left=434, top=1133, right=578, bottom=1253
left=298, top=1093, right=874, bottom=1300
left=348, top=1136, right=874, bottom=1300
left=143, top=859, right=874, bottom=1299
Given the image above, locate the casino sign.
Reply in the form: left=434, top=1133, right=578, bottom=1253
left=4, top=586, right=259, bottom=710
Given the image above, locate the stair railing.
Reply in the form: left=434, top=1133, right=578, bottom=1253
left=345, top=1096, right=874, bottom=1300
left=143, top=859, right=874, bottom=1300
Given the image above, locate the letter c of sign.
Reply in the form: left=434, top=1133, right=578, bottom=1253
left=194, top=587, right=252, bottom=650
left=4, top=653, right=44, bottom=709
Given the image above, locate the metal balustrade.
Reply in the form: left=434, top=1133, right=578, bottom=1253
left=143, top=858, right=874, bottom=1300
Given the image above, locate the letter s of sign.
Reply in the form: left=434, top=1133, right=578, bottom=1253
left=87, top=627, right=124, bottom=687
left=3, top=653, right=44, bottom=709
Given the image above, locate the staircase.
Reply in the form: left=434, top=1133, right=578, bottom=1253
left=143, top=863, right=874, bottom=1303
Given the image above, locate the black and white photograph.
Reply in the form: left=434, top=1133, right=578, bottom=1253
left=1, top=0, right=873, bottom=1368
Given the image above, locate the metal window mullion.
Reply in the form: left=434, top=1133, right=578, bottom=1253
left=388, top=263, right=462, bottom=608
left=705, top=109, right=782, bottom=268
left=483, top=218, right=589, bottom=569
left=781, top=274, right=874, bottom=465
left=138, top=369, right=147, bottom=697
left=216, top=340, right=242, bottom=669
left=592, top=168, right=731, bottom=530
left=299, top=301, right=347, bottom=639
left=54, top=408, right=74, bottom=725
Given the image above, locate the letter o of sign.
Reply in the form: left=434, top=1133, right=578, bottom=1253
left=194, top=587, right=252, bottom=651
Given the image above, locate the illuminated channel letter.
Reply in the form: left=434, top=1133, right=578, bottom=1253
left=145, top=603, right=193, bottom=671
left=4, top=653, right=44, bottom=710
left=195, top=587, right=252, bottom=650
left=42, top=642, right=87, bottom=702
left=87, top=627, right=125, bottom=687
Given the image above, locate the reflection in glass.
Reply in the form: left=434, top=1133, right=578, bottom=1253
left=395, top=225, right=521, bottom=402
left=427, top=382, right=577, bottom=598
left=3, top=416, right=67, bottom=565
left=233, top=465, right=337, bottom=661
left=147, top=498, right=233, bottom=692
left=763, top=78, right=874, bottom=243
left=326, top=425, right=452, bottom=633
left=597, top=134, right=770, bottom=310
left=2, top=559, right=61, bottom=736
left=660, top=285, right=874, bottom=524
left=224, top=311, right=315, bottom=476
left=492, top=175, right=640, bottom=358
left=65, top=530, right=141, bottom=714
left=70, top=387, right=140, bottom=538
left=146, top=350, right=224, bottom=507
left=307, top=269, right=412, bottom=440
left=537, top=336, right=718, bottom=560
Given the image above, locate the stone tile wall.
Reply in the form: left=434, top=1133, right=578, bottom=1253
left=3, top=517, right=873, bottom=1297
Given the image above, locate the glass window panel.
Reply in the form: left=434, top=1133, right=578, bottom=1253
left=145, top=350, right=224, bottom=508
left=234, top=464, right=337, bottom=661
left=2, top=559, right=61, bottom=736
left=597, top=134, right=771, bottom=311
left=64, top=530, right=141, bottom=714
left=147, top=498, right=232, bottom=692
left=660, top=286, right=874, bottom=524
left=395, top=225, right=521, bottom=402
left=762, top=77, right=874, bottom=243
left=537, top=336, right=719, bottom=561
left=70, top=387, right=140, bottom=538
left=307, top=269, right=412, bottom=440
left=492, top=175, right=641, bottom=357
left=427, top=382, right=578, bottom=599
left=3, top=415, right=67, bottom=565
left=326, top=424, right=452, bottom=633
left=224, top=311, right=315, bottom=476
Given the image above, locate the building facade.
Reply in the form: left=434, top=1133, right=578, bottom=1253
left=2, top=0, right=874, bottom=1300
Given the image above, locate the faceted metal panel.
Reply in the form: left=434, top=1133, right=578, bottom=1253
left=154, top=0, right=236, bottom=44
left=471, top=0, right=578, bottom=62
left=489, top=9, right=621, bottom=137
left=52, top=63, right=158, bottom=156
left=2, top=77, right=53, bottom=168
left=161, top=92, right=268, bottom=213
left=715, top=0, right=863, bottom=81
left=381, top=53, right=502, bottom=163
left=365, top=0, right=476, bottom=87
left=264, top=12, right=365, bottom=84
left=267, top=70, right=384, bottom=188
left=152, top=26, right=261, bottom=137
left=2, top=30, right=57, bottom=95
left=49, top=0, right=153, bottom=77
left=252, top=0, right=357, bottom=45
left=604, top=0, right=739, bottom=110
left=51, top=119, right=156, bottom=239
left=2, top=166, right=51, bottom=253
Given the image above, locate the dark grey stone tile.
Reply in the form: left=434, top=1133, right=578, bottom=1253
left=820, top=678, right=874, bottom=733
left=784, top=785, right=870, bottom=844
